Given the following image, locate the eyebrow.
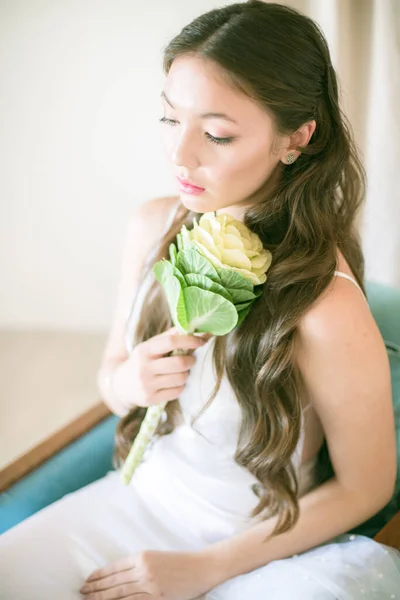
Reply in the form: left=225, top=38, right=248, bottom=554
left=160, top=91, right=239, bottom=125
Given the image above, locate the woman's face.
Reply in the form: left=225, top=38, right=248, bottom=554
left=159, top=55, right=286, bottom=220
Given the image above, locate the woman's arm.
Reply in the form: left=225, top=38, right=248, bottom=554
left=201, top=278, right=396, bottom=585
left=97, top=195, right=179, bottom=416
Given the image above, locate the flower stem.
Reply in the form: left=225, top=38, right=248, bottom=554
left=120, top=346, right=188, bottom=485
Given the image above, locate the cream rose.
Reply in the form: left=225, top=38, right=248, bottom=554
left=184, top=211, right=272, bottom=285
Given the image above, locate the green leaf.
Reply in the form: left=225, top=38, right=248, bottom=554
left=183, top=286, right=238, bottom=335
left=154, top=259, right=172, bottom=284
left=218, top=267, right=253, bottom=292
left=175, top=285, right=189, bottom=330
left=169, top=243, right=177, bottom=266
left=154, top=260, right=188, bottom=331
left=228, top=288, right=257, bottom=304
left=176, top=233, right=182, bottom=252
left=173, top=266, right=187, bottom=288
left=236, top=304, right=252, bottom=327
left=185, top=273, right=232, bottom=302
left=235, top=299, right=254, bottom=312
left=176, top=248, right=221, bottom=284
left=180, top=224, right=197, bottom=251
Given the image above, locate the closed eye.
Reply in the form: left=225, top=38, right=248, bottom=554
left=158, top=117, right=236, bottom=146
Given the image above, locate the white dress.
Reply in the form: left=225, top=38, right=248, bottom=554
left=1, top=215, right=399, bottom=599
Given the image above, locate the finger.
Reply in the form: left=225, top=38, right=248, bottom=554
left=162, top=327, right=211, bottom=339
left=162, top=326, right=212, bottom=341
left=144, top=332, right=210, bottom=358
left=161, top=327, right=213, bottom=343
left=86, top=556, right=136, bottom=582
left=80, top=568, right=138, bottom=594
left=151, top=386, right=186, bottom=404
left=151, top=372, right=190, bottom=390
left=149, top=354, right=196, bottom=375
left=82, top=582, right=150, bottom=599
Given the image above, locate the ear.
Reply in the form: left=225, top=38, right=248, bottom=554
left=281, top=119, right=316, bottom=165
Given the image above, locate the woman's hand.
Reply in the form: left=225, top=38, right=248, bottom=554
left=79, top=549, right=217, bottom=600
left=112, top=327, right=211, bottom=411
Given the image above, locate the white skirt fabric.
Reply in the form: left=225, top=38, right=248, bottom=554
left=0, top=426, right=400, bottom=599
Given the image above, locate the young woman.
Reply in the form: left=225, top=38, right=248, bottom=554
left=1, top=2, right=399, bottom=598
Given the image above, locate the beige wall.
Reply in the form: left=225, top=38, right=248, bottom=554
left=0, top=0, right=225, bottom=331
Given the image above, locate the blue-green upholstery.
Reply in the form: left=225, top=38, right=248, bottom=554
left=0, top=415, right=119, bottom=534
left=0, top=281, right=399, bottom=536
left=350, top=281, right=400, bottom=537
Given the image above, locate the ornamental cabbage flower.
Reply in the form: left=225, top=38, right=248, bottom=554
left=121, top=211, right=272, bottom=484
left=186, top=212, right=272, bottom=286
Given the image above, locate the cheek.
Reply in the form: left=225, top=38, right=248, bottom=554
left=215, top=142, right=274, bottom=195
left=161, top=132, right=174, bottom=157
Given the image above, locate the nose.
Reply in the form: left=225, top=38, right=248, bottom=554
left=170, top=129, right=200, bottom=170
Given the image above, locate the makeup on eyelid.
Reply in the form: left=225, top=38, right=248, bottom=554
left=159, top=117, right=236, bottom=146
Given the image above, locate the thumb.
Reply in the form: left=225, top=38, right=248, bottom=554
left=165, top=326, right=212, bottom=339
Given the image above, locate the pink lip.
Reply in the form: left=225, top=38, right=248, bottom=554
left=177, top=176, right=205, bottom=192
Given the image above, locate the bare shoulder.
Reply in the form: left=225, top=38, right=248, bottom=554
left=127, top=195, right=180, bottom=250
left=296, top=274, right=374, bottom=344
left=293, top=265, right=391, bottom=422
left=295, top=248, right=376, bottom=349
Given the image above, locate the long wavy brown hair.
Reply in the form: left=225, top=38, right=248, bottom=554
left=113, top=1, right=366, bottom=537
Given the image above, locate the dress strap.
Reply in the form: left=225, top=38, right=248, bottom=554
left=333, top=271, right=368, bottom=302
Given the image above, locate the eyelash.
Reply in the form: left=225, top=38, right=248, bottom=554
left=158, top=117, right=235, bottom=146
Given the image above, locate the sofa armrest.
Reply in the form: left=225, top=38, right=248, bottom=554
left=374, top=511, right=400, bottom=549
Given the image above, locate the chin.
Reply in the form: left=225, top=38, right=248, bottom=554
left=179, top=191, right=217, bottom=214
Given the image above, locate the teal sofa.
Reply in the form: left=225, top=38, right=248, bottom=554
left=0, top=281, right=399, bottom=537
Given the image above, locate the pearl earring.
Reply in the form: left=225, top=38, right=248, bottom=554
left=286, top=153, right=296, bottom=164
